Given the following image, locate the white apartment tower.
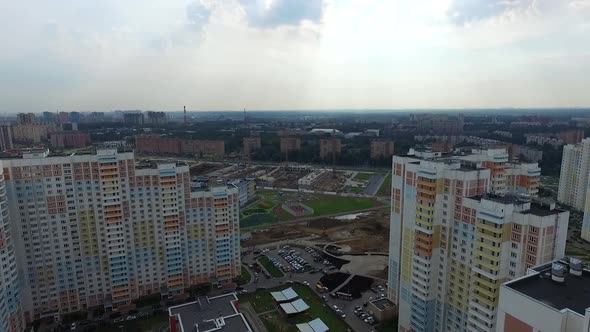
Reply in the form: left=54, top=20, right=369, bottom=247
left=558, top=138, right=590, bottom=210
left=1, top=149, right=241, bottom=324
left=388, top=148, right=568, bottom=332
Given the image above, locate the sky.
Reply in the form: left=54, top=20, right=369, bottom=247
left=1, top=0, right=589, bottom=112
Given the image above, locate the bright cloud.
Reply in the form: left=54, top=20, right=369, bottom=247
left=0, top=0, right=589, bottom=111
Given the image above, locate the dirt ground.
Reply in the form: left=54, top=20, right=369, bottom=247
left=241, top=209, right=390, bottom=255
left=189, top=163, right=225, bottom=176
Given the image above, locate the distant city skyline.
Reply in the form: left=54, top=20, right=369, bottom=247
left=1, top=0, right=590, bottom=111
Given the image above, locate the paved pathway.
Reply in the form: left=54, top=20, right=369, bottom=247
left=241, top=303, right=269, bottom=332
left=332, top=274, right=356, bottom=293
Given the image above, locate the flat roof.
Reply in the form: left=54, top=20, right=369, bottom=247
left=271, top=287, right=299, bottom=302
left=370, top=298, right=395, bottom=311
left=296, top=318, right=329, bottom=332
left=169, top=294, right=252, bottom=332
left=523, top=203, right=565, bottom=217
left=506, top=262, right=590, bottom=315
left=279, top=299, right=310, bottom=315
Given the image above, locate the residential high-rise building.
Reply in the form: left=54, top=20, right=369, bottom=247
left=370, top=140, right=395, bottom=160
left=388, top=148, right=567, bottom=332
left=319, top=138, right=341, bottom=159
left=0, top=124, right=14, bottom=151
left=497, top=258, right=590, bottom=332
left=16, top=113, right=37, bottom=125
left=49, top=131, right=91, bottom=148
left=0, top=162, right=23, bottom=332
left=135, top=135, right=225, bottom=156
left=243, top=137, right=261, bottom=155
left=2, top=149, right=241, bottom=323
left=280, top=137, right=301, bottom=154
left=558, top=138, right=590, bottom=210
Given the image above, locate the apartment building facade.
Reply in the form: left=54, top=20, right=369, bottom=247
left=319, top=138, right=341, bottom=159
left=370, top=140, right=395, bottom=160
left=388, top=148, right=567, bottom=332
left=1, top=149, right=240, bottom=324
left=0, top=161, right=23, bottom=332
left=558, top=138, right=590, bottom=210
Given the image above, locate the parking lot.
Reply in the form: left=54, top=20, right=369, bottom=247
left=241, top=243, right=390, bottom=332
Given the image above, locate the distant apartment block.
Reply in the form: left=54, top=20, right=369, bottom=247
left=0, top=124, right=14, bottom=151
left=388, top=148, right=566, bottom=332
left=49, top=131, right=92, bottom=148
left=229, top=178, right=256, bottom=207
left=497, top=259, right=590, bottom=332
left=558, top=138, right=590, bottom=210
left=415, top=114, right=464, bottom=134
left=58, top=112, right=69, bottom=124
left=558, top=129, right=585, bottom=144
left=146, top=111, right=167, bottom=125
left=17, top=113, right=37, bottom=124
left=280, top=137, right=301, bottom=154
left=370, top=140, right=395, bottom=159
left=135, top=135, right=225, bottom=156
left=1, top=149, right=241, bottom=323
left=243, top=136, right=261, bottom=155
left=180, top=139, right=225, bottom=156
left=319, top=138, right=341, bottom=159
left=124, top=113, right=145, bottom=126
left=525, top=134, right=564, bottom=148
left=12, top=123, right=58, bottom=143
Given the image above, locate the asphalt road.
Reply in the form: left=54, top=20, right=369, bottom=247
left=365, top=174, right=386, bottom=196
left=242, top=245, right=388, bottom=332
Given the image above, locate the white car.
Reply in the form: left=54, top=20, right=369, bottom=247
left=302, top=281, right=310, bottom=286
left=126, top=315, right=137, bottom=321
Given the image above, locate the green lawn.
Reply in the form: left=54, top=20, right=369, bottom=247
left=378, top=173, right=392, bottom=196
left=240, top=213, right=281, bottom=228
left=238, top=288, right=277, bottom=313
left=258, top=256, right=285, bottom=278
left=95, top=313, right=168, bottom=332
left=306, top=197, right=376, bottom=216
left=354, top=172, right=373, bottom=181
left=376, top=320, right=399, bottom=332
left=348, top=187, right=365, bottom=194
left=237, top=265, right=252, bottom=285
left=239, top=284, right=353, bottom=332
left=134, top=294, right=161, bottom=308
left=260, top=312, right=298, bottom=332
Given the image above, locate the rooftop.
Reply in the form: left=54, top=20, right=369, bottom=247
left=370, top=298, right=395, bottom=311
left=506, top=260, right=590, bottom=315
left=470, top=194, right=530, bottom=205
left=169, top=294, right=252, bottom=332
left=524, top=202, right=565, bottom=217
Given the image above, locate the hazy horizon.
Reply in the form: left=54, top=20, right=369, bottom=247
left=2, top=0, right=590, bottom=112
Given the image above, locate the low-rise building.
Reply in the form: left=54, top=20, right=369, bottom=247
left=368, top=298, right=396, bottom=322
left=169, top=293, right=253, bottom=332
left=497, top=259, right=590, bottom=332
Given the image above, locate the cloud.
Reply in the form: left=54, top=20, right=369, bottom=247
left=239, top=0, right=325, bottom=28
left=446, top=0, right=529, bottom=24
left=186, top=1, right=211, bottom=31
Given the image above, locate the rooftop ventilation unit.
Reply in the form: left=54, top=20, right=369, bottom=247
left=551, top=263, right=566, bottom=283
left=570, top=257, right=583, bottom=277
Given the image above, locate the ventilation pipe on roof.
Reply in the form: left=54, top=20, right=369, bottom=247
left=551, top=263, right=566, bottom=283
left=570, top=257, right=583, bottom=277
